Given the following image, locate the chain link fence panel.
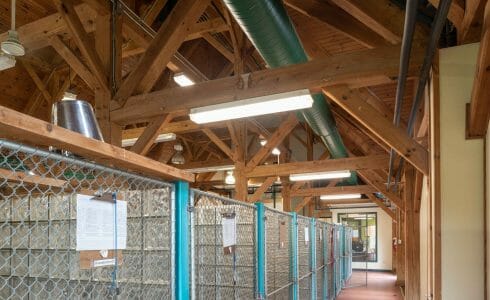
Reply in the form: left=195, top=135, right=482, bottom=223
left=0, top=139, right=173, bottom=300
left=297, top=215, right=311, bottom=299
left=190, top=190, right=256, bottom=300
left=264, top=207, right=292, bottom=299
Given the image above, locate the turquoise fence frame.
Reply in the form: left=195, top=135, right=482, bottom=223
left=174, top=189, right=351, bottom=300
left=310, top=219, right=317, bottom=300
left=174, top=181, right=190, bottom=299
left=255, top=203, right=266, bottom=299
left=322, top=223, right=328, bottom=300
left=290, top=212, right=299, bottom=300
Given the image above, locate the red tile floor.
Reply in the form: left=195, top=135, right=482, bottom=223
left=337, top=271, right=403, bottom=300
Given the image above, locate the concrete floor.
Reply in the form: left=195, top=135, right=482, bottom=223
left=337, top=271, right=403, bottom=300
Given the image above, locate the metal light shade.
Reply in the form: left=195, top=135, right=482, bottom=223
left=52, top=100, right=104, bottom=141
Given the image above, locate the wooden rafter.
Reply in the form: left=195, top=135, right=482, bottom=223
left=21, top=62, right=53, bottom=105
left=365, top=193, right=396, bottom=219
left=246, top=155, right=388, bottom=178
left=248, top=177, right=277, bottom=202
left=113, top=0, right=210, bottom=105
left=0, top=105, right=194, bottom=182
left=284, top=0, right=391, bottom=48
left=202, top=128, right=235, bottom=160
left=358, top=169, right=404, bottom=210
left=467, top=1, right=490, bottom=138
left=246, top=114, right=298, bottom=171
left=324, top=86, right=429, bottom=175
left=54, top=0, right=108, bottom=92
left=49, top=35, right=98, bottom=90
left=130, top=114, right=174, bottom=155
left=291, top=185, right=376, bottom=197
left=112, top=45, right=424, bottom=124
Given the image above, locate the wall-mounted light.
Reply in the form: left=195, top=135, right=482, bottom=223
left=173, top=73, right=195, bottom=87
left=189, top=89, right=314, bottom=124
left=121, top=133, right=176, bottom=147
left=289, top=170, right=351, bottom=181
left=320, top=193, right=362, bottom=200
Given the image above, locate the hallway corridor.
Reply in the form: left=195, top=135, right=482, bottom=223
left=337, top=271, right=403, bottom=300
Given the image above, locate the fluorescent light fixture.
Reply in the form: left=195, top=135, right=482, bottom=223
left=289, top=170, right=351, bottom=181
left=173, top=73, right=194, bottom=87
left=189, top=89, right=314, bottom=124
left=62, top=92, right=77, bottom=101
left=121, top=133, right=176, bottom=147
left=271, top=147, right=281, bottom=155
left=185, top=165, right=235, bottom=173
left=320, top=193, right=362, bottom=200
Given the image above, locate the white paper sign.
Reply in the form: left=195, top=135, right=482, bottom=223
left=305, top=227, right=309, bottom=243
left=93, top=258, right=116, bottom=268
left=76, top=194, right=127, bottom=251
left=222, top=215, right=237, bottom=248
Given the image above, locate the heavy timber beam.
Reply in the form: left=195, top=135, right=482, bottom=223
left=122, top=120, right=226, bottom=139
left=467, top=1, right=490, bottom=138
left=324, top=86, right=429, bottom=175
left=291, top=185, right=376, bottom=197
left=111, top=46, right=424, bottom=124
left=284, top=0, right=391, bottom=48
left=0, top=105, right=194, bottom=182
left=113, top=0, right=210, bottom=105
left=0, top=3, right=208, bottom=84
left=245, top=155, right=388, bottom=178
left=366, top=193, right=396, bottom=219
left=358, top=169, right=404, bottom=210
left=330, top=0, right=428, bottom=46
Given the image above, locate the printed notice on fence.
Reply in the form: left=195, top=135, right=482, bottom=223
left=279, top=220, right=287, bottom=249
left=305, top=226, right=309, bottom=245
left=76, top=194, right=127, bottom=251
left=222, top=213, right=236, bottom=255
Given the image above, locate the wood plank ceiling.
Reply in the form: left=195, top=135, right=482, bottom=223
left=0, top=0, right=486, bottom=213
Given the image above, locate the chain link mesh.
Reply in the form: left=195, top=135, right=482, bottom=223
left=264, top=207, right=292, bottom=299
left=297, top=215, right=311, bottom=299
left=190, top=190, right=256, bottom=300
left=0, top=140, right=173, bottom=299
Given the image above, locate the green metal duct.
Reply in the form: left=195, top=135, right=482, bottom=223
left=222, top=0, right=357, bottom=183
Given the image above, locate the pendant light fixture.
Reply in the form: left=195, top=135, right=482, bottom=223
left=224, top=170, right=235, bottom=185
left=1, top=0, right=25, bottom=57
left=171, top=142, right=185, bottom=165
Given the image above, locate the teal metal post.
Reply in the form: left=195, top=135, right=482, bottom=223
left=255, top=203, right=266, bottom=299
left=174, top=181, right=189, bottom=299
left=310, top=219, right=317, bottom=300
left=290, top=213, right=299, bottom=300
left=322, top=223, right=328, bottom=300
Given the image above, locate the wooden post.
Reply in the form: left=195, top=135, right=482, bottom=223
left=233, top=121, right=248, bottom=201
left=404, top=165, right=420, bottom=299
left=396, top=206, right=405, bottom=286
left=282, top=178, right=292, bottom=212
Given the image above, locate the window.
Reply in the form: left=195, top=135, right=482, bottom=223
left=338, top=213, right=377, bottom=262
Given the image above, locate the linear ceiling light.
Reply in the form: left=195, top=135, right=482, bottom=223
left=289, top=170, right=351, bottom=181
left=320, top=194, right=362, bottom=200
left=185, top=165, right=235, bottom=173
left=173, top=73, right=195, bottom=87
left=121, top=133, right=176, bottom=147
left=189, top=89, right=314, bottom=124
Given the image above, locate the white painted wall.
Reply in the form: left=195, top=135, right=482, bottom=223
left=486, top=122, right=490, bottom=300
left=331, top=207, right=392, bottom=270
left=438, top=43, right=485, bottom=300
